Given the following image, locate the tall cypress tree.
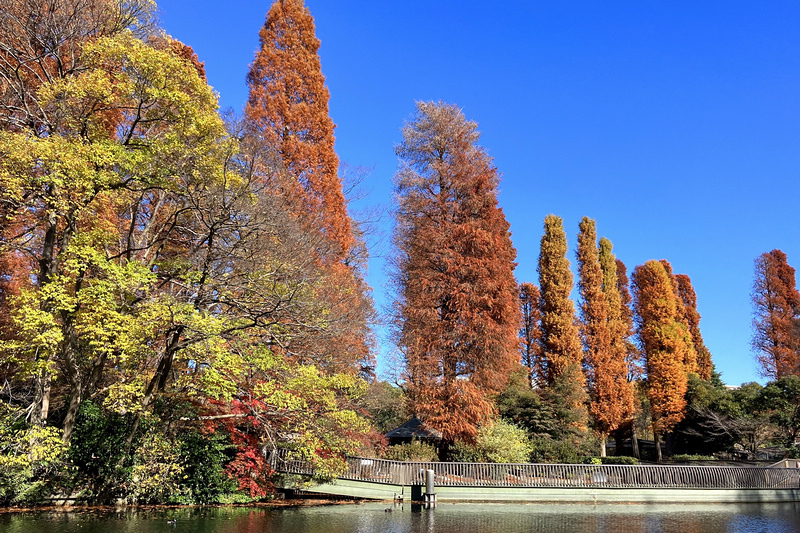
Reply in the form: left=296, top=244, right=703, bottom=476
left=615, top=258, right=642, bottom=379
left=245, top=0, right=374, bottom=374
left=752, top=249, right=800, bottom=378
left=519, top=282, right=543, bottom=388
left=538, top=214, right=587, bottom=434
left=393, top=102, right=519, bottom=444
left=675, top=274, right=713, bottom=380
left=578, top=229, right=634, bottom=457
left=632, top=260, right=693, bottom=462
left=246, top=0, right=353, bottom=258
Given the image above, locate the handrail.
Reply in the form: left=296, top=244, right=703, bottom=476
left=270, top=450, right=800, bottom=490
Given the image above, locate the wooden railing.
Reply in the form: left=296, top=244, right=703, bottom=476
left=271, top=450, right=800, bottom=490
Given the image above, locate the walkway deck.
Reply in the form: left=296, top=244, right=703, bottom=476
left=271, top=452, right=800, bottom=503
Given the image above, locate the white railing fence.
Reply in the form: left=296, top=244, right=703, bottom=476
left=270, top=449, right=800, bottom=490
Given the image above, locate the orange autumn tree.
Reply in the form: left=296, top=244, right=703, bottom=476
left=615, top=258, right=642, bottom=380
left=598, top=241, right=636, bottom=444
left=660, top=260, right=699, bottom=375
left=632, top=260, right=694, bottom=462
left=245, top=0, right=352, bottom=258
left=245, top=0, right=374, bottom=374
left=519, top=282, right=543, bottom=388
left=577, top=219, right=633, bottom=457
left=393, top=101, right=519, bottom=444
left=675, top=274, right=713, bottom=380
left=752, top=249, right=800, bottom=378
left=538, top=214, right=587, bottom=435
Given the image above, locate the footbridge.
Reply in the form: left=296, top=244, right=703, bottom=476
left=271, top=451, right=800, bottom=503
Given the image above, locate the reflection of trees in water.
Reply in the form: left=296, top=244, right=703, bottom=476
left=3, top=504, right=800, bottom=533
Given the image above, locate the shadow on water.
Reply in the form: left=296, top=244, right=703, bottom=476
left=2, top=502, right=800, bottom=533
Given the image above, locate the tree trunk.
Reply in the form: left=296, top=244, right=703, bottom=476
left=631, top=422, right=640, bottom=459
left=122, top=326, right=183, bottom=456
left=599, top=434, right=607, bottom=457
left=29, top=362, right=52, bottom=427
left=655, top=432, right=663, bottom=463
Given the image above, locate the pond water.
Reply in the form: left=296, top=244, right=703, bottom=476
left=2, top=501, right=800, bottom=533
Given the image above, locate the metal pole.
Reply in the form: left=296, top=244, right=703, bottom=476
left=424, top=469, right=436, bottom=507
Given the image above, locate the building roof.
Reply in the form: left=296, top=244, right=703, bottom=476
left=385, top=416, right=442, bottom=440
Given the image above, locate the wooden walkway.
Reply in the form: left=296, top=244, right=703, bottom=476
left=271, top=451, right=800, bottom=502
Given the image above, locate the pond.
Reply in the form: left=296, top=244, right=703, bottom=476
left=3, top=501, right=800, bottom=533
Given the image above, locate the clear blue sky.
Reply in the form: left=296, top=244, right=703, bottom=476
left=156, top=1, right=800, bottom=386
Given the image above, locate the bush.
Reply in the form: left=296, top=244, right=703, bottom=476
left=529, top=436, right=590, bottom=464
left=451, top=420, right=533, bottom=464
left=68, top=400, right=133, bottom=501
left=600, top=456, right=639, bottom=465
left=127, top=432, right=184, bottom=504
left=670, top=454, right=717, bottom=462
left=0, top=414, right=67, bottom=505
left=175, top=430, right=238, bottom=504
left=382, top=441, right=438, bottom=462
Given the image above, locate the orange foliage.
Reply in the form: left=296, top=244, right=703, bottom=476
left=245, top=0, right=353, bottom=258
left=519, top=282, right=543, bottom=387
left=632, top=260, right=692, bottom=436
left=751, top=249, right=800, bottom=378
left=675, top=274, right=713, bottom=380
left=538, top=215, right=584, bottom=381
left=614, top=258, right=642, bottom=380
left=244, top=1, right=374, bottom=376
left=578, top=222, right=633, bottom=443
left=394, top=102, right=519, bottom=443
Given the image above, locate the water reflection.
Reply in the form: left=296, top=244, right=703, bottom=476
left=2, top=502, right=800, bottom=533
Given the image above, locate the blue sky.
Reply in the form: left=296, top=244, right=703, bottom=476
left=156, top=1, right=800, bottom=386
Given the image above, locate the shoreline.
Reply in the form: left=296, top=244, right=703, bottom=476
left=0, top=497, right=362, bottom=514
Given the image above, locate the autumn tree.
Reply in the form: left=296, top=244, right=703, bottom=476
left=244, top=0, right=374, bottom=375
left=245, top=0, right=352, bottom=257
left=675, top=274, right=713, bottom=380
left=538, top=214, right=587, bottom=434
left=752, top=249, right=800, bottom=379
left=393, top=101, right=519, bottom=444
left=632, top=260, right=694, bottom=461
left=614, top=258, right=642, bottom=380
left=519, top=282, right=542, bottom=388
left=659, top=260, right=699, bottom=375
left=577, top=220, right=633, bottom=456
left=597, top=242, right=637, bottom=454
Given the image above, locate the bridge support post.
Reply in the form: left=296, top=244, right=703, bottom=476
left=424, top=469, right=437, bottom=508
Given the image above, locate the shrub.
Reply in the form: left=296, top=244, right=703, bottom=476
left=600, top=456, right=639, bottom=465
left=670, top=454, right=717, bottom=462
left=0, top=413, right=67, bottom=505
left=382, top=441, right=438, bottom=462
left=529, top=436, right=591, bottom=464
left=451, top=420, right=533, bottom=464
left=127, top=433, right=184, bottom=504
left=176, top=430, right=238, bottom=504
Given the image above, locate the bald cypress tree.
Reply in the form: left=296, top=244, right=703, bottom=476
left=519, top=282, right=543, bottom=388
left=578, top=232, right=635, bottom=457
left=752, top=250, right=800, bottom=378
left=246, top=0, right=353, bottom=257
left=675, top=274, right=713, bottom=380
left=538, top=214, right=587, bottom=435
left=245, top=0, right=374, bottom=374
left=393, top=102, right=519, bottom=444
left=632, top=260, right=693, bottom=462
